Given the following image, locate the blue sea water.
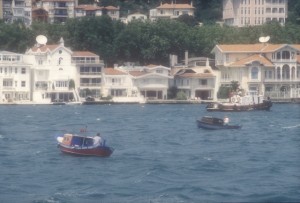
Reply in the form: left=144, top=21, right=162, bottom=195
left=0, top=103, right=299, bottom=203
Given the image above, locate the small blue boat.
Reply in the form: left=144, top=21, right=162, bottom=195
left=197, top=116, right=241, bottom=130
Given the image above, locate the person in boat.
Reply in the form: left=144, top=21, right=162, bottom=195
left=223, top=116, right=230, bottom=125
left=93, top=133, right=103, bottom=146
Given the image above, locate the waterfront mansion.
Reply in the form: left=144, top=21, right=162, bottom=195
left=0, top=38, right=300, bottom=104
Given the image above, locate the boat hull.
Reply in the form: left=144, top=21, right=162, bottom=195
left=197, top=120, right=241, bottom=130
left=206, top=100, right=272, bottom=112
left=58, top=144, right=113, bottom=157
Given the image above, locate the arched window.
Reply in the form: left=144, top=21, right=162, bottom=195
left=277, top=67, right=281, bottom=79
left=291, top=67, right=295, bottom=79
left=251, top=67, right=259, bottom=79
left=276, top=52, right=281, bottom=59
left=282, top=51, right=290, bottom=59
left=282, top=64, right=290, bottom=79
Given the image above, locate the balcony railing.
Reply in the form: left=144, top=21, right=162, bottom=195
left=80, top=72, right=101, bottom=75
left=264, top=78, right=300, bottom=82
left=72, top=60, right=101, bottom=64
left=2, top=86, right=15, bottom=90
left=80, top=83, right=101, bottom=87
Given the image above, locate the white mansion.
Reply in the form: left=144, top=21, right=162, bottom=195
left=0, top=38, right=300, bottom=104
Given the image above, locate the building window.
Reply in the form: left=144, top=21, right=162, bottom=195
left=21, top=68, right=26, bottom=74
left=3, top=80, right=13, bottom=87
left=15, top=68, right=18, bottom=74
left=21, top=81, right=26, bottom=87
left=276, top=67, right=281, bottom=79
left=282, top=51, right=290, bottom=59
left=251, top=67, right=259, bottom=79
left=199, top=79, right=207, bottom=85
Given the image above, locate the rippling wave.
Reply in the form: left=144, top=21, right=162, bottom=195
left=0, top=104, right=299, bottom=202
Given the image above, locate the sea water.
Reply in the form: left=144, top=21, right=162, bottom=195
left=0, top=104, right=299, bottom=203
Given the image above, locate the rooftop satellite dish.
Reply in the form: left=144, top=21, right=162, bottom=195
left=265, top=36, right=270, bottom=42
left=36, top=35, right=47, bottom=45
left=259, top=36, right=270, bottom=43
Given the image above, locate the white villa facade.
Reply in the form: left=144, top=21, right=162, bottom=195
left=121, top=13, right=148, bottom=24
left=24, top=38, right=79, bottom=103
left=172, top=57, right=217, bottom=100
left=124, top=65, right=172, bottom=100
left=150, top=1, right=195, bottom=21
left=212, top=43, right=300, bottom=99
left=2, top=38, right=300, bottom=104
left=103, top=67, right=145, bottom=103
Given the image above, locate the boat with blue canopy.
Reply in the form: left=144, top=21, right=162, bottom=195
left=56, top=133, right=113, bottom=157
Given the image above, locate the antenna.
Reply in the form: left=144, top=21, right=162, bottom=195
left=36, top=35, right=48, bottom=45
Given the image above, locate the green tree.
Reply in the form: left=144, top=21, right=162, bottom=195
left=230, top=81, right=240, bottom=92
left=69, top=79, right=75, bottom=90
left=176, top=91, right=187, bottom=100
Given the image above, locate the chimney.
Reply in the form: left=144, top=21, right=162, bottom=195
left=185, top=50, right=188, bottom=67
left=206, top=58, right=209, bottom=67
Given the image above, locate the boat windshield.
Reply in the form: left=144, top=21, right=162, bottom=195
left=201, top=117, right=224, bottom=125
left=69, top=135, right=94, bottom=147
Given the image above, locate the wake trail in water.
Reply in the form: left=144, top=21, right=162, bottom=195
left=282, top=124, right=300, bottom=129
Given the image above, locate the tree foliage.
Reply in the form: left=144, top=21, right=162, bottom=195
left=1, top=14, right=300, bottom=66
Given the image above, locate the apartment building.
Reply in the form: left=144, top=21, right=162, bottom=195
left=2, top=0, right=32, bottom=25
left=73, top=51, right=104, bottom=99
left=0, top=51, right=31, bottom=103
left=223, top=0, right=288, bottom=27
left=74, top=4, right=120, bottom=20
left=35, top=0, right=76, bottom=23
left=0, top=0, right=3, bottom=19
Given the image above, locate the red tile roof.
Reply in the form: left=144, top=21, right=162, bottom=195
left=176, top=72, right=215, bottom=78
left=157, top=3, right=195, bottom=9
left=216, top=43, right=300, bottom=53
left=30, top=44, right=59, bottom=52
left=75, top=5, right=103, bottom=11
left=104, top=6, right=119, bottom=10
left=72, top=51, right=98, bottom=57
left=104, top=68, right=127, bottom=75
left=128, top=70, right=147, bottom=77
left=230, top=54, right=273, bottom=67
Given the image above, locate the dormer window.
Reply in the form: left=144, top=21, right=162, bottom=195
left=282, top=51, right=290, bottom=59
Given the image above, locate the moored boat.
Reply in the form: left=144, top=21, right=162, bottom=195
left=56, top=133, right=113, bottom=157
left=206, top=93, right=272, bottom=112
left=197, top=116, right=241, bottom=130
